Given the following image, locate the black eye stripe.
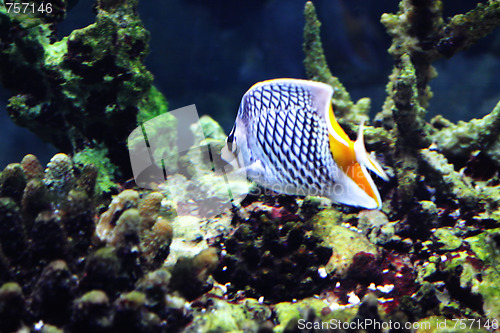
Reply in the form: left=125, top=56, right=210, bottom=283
left=226, top=127, right=237, bottom=153
left=227, top=126, right=235, bottom=142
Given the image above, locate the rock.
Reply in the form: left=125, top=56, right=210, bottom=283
left=30, top=260, right=75, bottom=326
left=70, top=290, right=112, bottom=333
left=0, top=163, right=27, bottom=203
left=0, top=197, right=27, bottom=262
left=170, top=248, right=219, bottom=301
left=0, top=282, right=27, bottom=333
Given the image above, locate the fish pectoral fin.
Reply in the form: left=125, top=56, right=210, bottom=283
left=244, top=160, right=266, bottom=177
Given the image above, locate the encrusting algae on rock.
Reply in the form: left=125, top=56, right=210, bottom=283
left=0, top=0, right=167, bottom=175
left=0, top=0, right=500, bottom=332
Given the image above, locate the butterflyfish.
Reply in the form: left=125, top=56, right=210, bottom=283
left=221, top=78, right=389, bottom=209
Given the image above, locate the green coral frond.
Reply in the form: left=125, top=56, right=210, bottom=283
left=73, top=146, right=118, bottom=194
left=137, top=85, right=169, bottom=124
left=303, top=1, right=369, bottom=129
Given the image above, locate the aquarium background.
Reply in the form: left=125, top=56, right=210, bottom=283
left=0, top=0, right=499, bottom=169
left=1, top=1, right=500, bottom=331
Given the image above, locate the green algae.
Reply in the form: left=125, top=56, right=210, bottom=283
left=45, top=38, right=68, bottom=67
left=416, top=228, right=500, bottom=322
left=137, top=85, right=169, bottom=124
left=437, top=1, right=500, bottom=58
left=430, top=101, right=500, bottom=165
left=310, top=209, right=378, bottom=276
left=190, top=298, right=270, bottom=333
left=380, top=0, right=441, bottom=108
left=357, top=210, right=398, bottom=245
left=118, top=290, right=146, bottom=309
left=274, top=293, right=389, bottom=333
left=385, top=53, right=430, bottom=149
left=433, top=228, right=462, bottom=252
left=322, top=225, right=378, bottom=276
left=465, top=229, right=500, bottom=320
left=308, top=207, right=346, bottom=231
left=466, top=229, right=500, bottom=264
left=0, top=0, right=161, bottom=173
left=274, top=297, right=358, bottom=333
left=477, top=266, right=500, bottom=321
left=384, top=53, right=430, bottom=206
left=420, top=149, right=482, bottom=209
left=73, top=146, right=118, bottom=194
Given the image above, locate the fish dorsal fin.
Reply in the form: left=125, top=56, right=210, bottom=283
left=304, top=81, right=351, bottom=148
left=304, top=80, right=333, bottom=117
left=353, top=122, right=389, bottom=181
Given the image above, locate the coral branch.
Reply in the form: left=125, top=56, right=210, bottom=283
left=387, top=54, right=430, bottom=150
left=303, top=1, right=369, bottom=130
left=381, top=0, right=500, bottom=108
left=431, top=100, right=500, bottom=165
left=379, top=0, right=500, bottom=209
left=436, top=1, right=500, bottom=58
left=381, top=0, right=443, bottom=108
left=380, top=52, right=431, bottom=207
left=420, top=149, right=480, bottom=209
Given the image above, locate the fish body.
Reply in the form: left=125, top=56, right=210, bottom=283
left=222, top=78, right=388, bottom=209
